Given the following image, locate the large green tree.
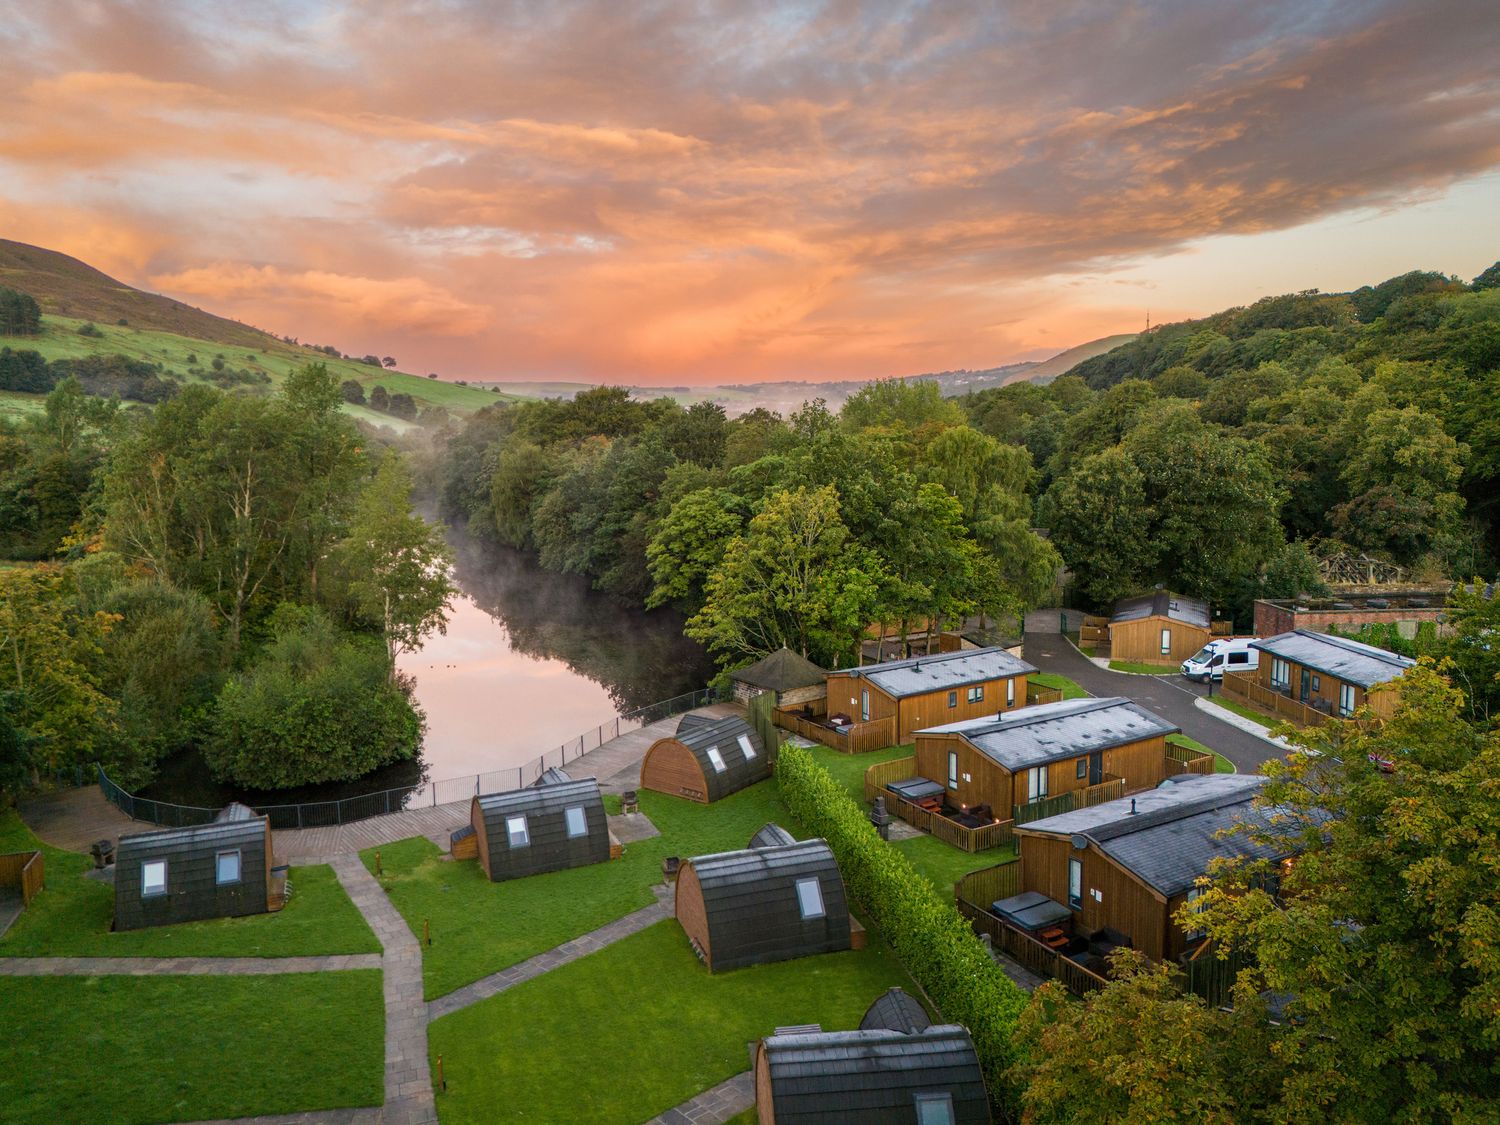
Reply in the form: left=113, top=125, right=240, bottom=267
left=645, top=487, right=745, bottom=610
left=1044, top=447, right=1155, bottom=606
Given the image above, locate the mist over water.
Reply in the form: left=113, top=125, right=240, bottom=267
left=399, top=521, right=716, bottom=780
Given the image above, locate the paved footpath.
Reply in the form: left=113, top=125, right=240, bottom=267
left=427, top=883, right=674, bottom=1020
left=648, top=1071, right=755, bottom=1124
left=0, top=953, right=380, bottom=976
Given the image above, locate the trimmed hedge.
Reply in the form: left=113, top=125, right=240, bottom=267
left=776, top=743, right=1026, bottom=1104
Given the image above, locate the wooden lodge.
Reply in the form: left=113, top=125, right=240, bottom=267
left=1008, top=774, right=1287, bottom=966
left=754, top=991, right=990, bottom=1124
left=640, top=713, right=770, bottom=804
left=731, top=647, right=828, bottom=710
left=676, top=835, right=851, bottom=973
left=1226, top=629, right=1416, bottom=726
left=823, top=646, right=1037, bottom=746
left=1108, top=591, right=1222, bottom=665
left=113, top=803, right=278, bottom=931
left=468, top=774, right=612, bottom=882
left=912, top=697, right=1180, bottom=825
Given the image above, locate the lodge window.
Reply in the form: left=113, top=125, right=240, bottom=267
left=967, top=685, right=984, bottom=703
left=947, top=751, right=958, bottom=791
left=795, top=877, right=825, bottom=919
left=1067, top=858, right=1082, bottom=910
left=1339, top=684, right=1356, bottom=716
left=1027, top=765, right=1048, bottom=802
left=913, top=1091, right=956, bottom=1125
left=737, top=733, right=757, bottom=760
left=1271, top=658, right=1290, bottom=689
left=1006, top=678, right=1015, bottom=707
left=1310, top=674, right=1321, bottom=692
left=215, top=850, right=241, bottom=886
left=1184, top=887, right=1207, bottom=941
left=141, top=859, right=167, bottom=898
left=706, top=745, right=727, bottom=773
left=1076, top=757, right=1088, bottom=779
left=860, top=689, right=870, bottom=722
left=1160, top=627, right=1172, bottom=655
left=506, top=815, right=530, bottom=848
left=948, top=691, right=957, bottom=708
left=564, top=806, right=587, bottom=838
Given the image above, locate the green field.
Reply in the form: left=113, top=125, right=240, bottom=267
left=0, top=972, right=383, bottom=1124
left=426, top=918, right=916, bottom=1124
left=1029, top=672, right=1090, bottom=699
left=8, top=314, right=521, bottom=418
left=0, top=389, right=46, bottom=421
left=0, top=811, right=378, bottom=958
left=1167, top=732, right=1237, bottom=773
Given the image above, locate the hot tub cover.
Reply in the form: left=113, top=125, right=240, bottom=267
left=992, top=890, right=1071, bottom=931
left=887, top=776, right=945, bottom=801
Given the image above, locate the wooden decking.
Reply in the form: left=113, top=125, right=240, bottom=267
left=16, top=701, right=746, bottom=864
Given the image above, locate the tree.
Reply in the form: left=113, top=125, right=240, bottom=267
left=1044, top=448, right=1155, bottom=607
left=0, top=696, right=33, bottom=801
left=339, top=379, right=366, bottom=404
left=1011, top=952, right=1277, bottom=1123
left=1431, top=582, right=1500, bottom=724
left=687, top=486, right=882, bottom=666
left=1474, top=260, right=1500, bottom=291
left=369, top=384, right=389, bottom=412
left=387, top=392, right=418, bottom=420
left=841, top=379, right=964, bottom=439
left=205, top=605, right=423, bottom=788
left=381, top=356, right=397, bottom=368
left=0, top=286, right=42, bottom=336
left=1195, top=665, right=1500, bottom=1121
left=646, top=488, right=745, bottom=610
left=334, top=453, right=455, bottom=668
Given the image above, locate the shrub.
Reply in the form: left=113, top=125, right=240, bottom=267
left=775, top=744, right=1027, bottom=1105
left=77, top=321, right=103, bottom=338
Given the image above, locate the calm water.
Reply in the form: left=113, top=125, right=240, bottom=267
left=141, top=525, right=714, bottom=807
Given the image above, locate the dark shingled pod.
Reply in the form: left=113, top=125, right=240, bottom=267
left=471, top=776, right=611, bottom=882
left=859, top=987, right=931, bottom=1034
left=642, top=714, right=770, bottom=803
left=113, top=808, right=272, bottom=931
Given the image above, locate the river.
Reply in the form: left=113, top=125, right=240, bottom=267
left=140, top=524, right=715, bottom=808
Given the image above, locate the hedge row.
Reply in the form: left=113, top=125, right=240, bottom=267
left=776, top=743, right=1027, bottom=1102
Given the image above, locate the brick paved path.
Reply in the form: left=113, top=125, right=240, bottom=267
left=426, top=883, right=674, bottom=1020
left=648, top=1070, right=756, bottom=1124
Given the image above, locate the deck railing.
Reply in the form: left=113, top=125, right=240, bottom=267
left=0, top=850, right=44, bottom=907
left=1026, top=684, right=1065, bottom=707
left=957, top=897, right=1108, bottom=996
left=864, top=770, right=1015, bottom=853
left=862, top=756, right=920, bottom=802
left=98, top=685, right=729, bottom=830
left=1221, top=670, right=1330, bottom=728
left=1166, top=743, right=1216, bottom=775
left=1012, top=775, right=1126, bottom=825
left=774, top=708, right=896, bottom=754
left=954, top=860, right=1022, bottom=907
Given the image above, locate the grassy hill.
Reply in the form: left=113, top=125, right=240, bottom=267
left=1025, top=333, right=1139, bottom=381
left=0, top=240, right=520, bottom=421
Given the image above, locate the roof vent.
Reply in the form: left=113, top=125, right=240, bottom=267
left=1129, top=798, right=1137, bottom=815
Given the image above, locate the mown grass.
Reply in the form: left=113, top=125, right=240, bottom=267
left=364, top=781, right=801, bottom=999
left=1167, top=732, right=1237, bottom=773
left=1205, top=696, right=1278, bottom=730
left=0, top=971, right=383, bottom=1124
left=1108, top=660, right=1180, bottom=675
left=0, top=811, right=378, bottom=957
left=1029, top=671, right=1090, bottom=699
left=426, top=918, right=916, bottom=1124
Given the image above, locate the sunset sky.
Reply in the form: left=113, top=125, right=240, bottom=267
left=3, top=1, right=1498, bottom=385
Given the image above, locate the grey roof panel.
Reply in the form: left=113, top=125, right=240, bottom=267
left=918, top=696, right=1178, bottom=770
left=1111, top=591, right=1211, bottom=628
left=833, top=646, right=1036, bottom=699
left=476, top=777, right=604, bottom=819
left=750, top=823, right=798, bottom=849
left=531, top=767, right=573, bottom=787
left=859, top=988, right=931, bottom=1034
left=1250, top=629, right=1415, bottom=688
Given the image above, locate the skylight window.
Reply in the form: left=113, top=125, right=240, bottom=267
left=215, top=850, right=241, bottom=885
left=706, top=746, right=727, bottom=773
left=913, top=1092, right=955, bottom=1125
left=736, top=734, right=757, bottom=760
left=564, top=805, right=587, bottom=838
left=506, top=815, right=530, bottom=847
left=795, top=877, right=825, bottom=919
left=141, top=860, right=167, bottom=897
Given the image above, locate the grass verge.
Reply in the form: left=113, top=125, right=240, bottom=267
left=427, top=918, right=915, bottom=1124
left=1029, top=672, right=1090, bottom=700
left=1167, top=732, right=1237, bottom=774
left=1205, top=696, right=1278, bottom=731
left=1108, top=660, right=1179, bottom=675
left=0, top=811, right=378, bottom=957
left=364, top=781, right=800, bottom=1000
left=0, top=971, right=383, bottom=1124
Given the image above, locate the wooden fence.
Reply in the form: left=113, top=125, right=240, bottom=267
left=1012, top=776, right=1126, bottom=825
left=862, top=757, right=1014, bottom=852
left=1166, top=743, right=1215, bottom=775
left=1221, top=670, right=1327, bottom=728
left=863, top=756, right=919, bottom=802
left=955, top=860, right=1022, bottom=907
left=1026, top=684, right=1064, bottom=707
left=1080, top=615, right=1110, bottom=646
left=0, top=850, right=44, bottom=907
left=774, top=708, right=896, bottom=754
left=957, top=897, right=1109, bottom=996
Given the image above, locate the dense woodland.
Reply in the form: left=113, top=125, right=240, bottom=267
left=0, top=365, right=452, bottom=798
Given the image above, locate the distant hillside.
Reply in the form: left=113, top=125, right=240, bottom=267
left=1026, top=333, right=1138, bottom=381
left=0, top=240, right=275, bottom=349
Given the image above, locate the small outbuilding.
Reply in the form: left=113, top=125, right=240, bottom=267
left=754, top=1016, right=991, bottom=1124
left=1108, top=591, right=1215, bottom=665
left=470, top=775, right=611, bottom=882
left=731, top=648, right=829, bottom=709
left=676, top=837, right=850, bottom=972
left=640, top=713, right=770, bottom=804
left=113, top=803, right=275, bottom=931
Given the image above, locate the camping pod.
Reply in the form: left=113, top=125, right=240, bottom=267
left=470, top=776, right=611, bottom=882
left=676, top=837, right=850, bottom=972
left=113, top=803, right=274, bottom=931
left=640, top=713, right=769, bottom=804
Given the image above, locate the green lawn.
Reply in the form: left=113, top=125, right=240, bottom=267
left=0, top=811, right=378, bottom=957
left=1029, top=671, right=1090, bottom=699
left=0, top=971, right=383, bottom=1124
left=1108, top=660, right=1179, bottom=675
left=0, top=389, right=46, bottom=420
left=1167, top=732, right=1237, bottom=773
left=365, top=781, right=802, bottom=999
left=1205, top=696, right=1278, bottom=731
left=427, top=918, right=916, bottom=1124
left=801, top=742, right=914, bottom=804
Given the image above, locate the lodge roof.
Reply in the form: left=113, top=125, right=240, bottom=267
left=1251, top=629, right=1416, bottom=688
left=1111, top=591, right=1211, bottom=629
left=749, top=823, right=798, bottom=849
left=730, top=647, right=828, bottom=691
left=116, top=809, right=268, bottom=857
left=832, top=646, right=1036, bottom=699
left=1018, top=774, right=1289, bottom=897
left=918, top=696, right=1179, bottom=770
left=474, top=776, right=604, bottom=823
left=758, top=1023, right=990, bottom=1123
left=859, top=987, right=931, bottom=1034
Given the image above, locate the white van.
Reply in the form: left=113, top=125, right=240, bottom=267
left=1181, top=637, right=1259, bottom=682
